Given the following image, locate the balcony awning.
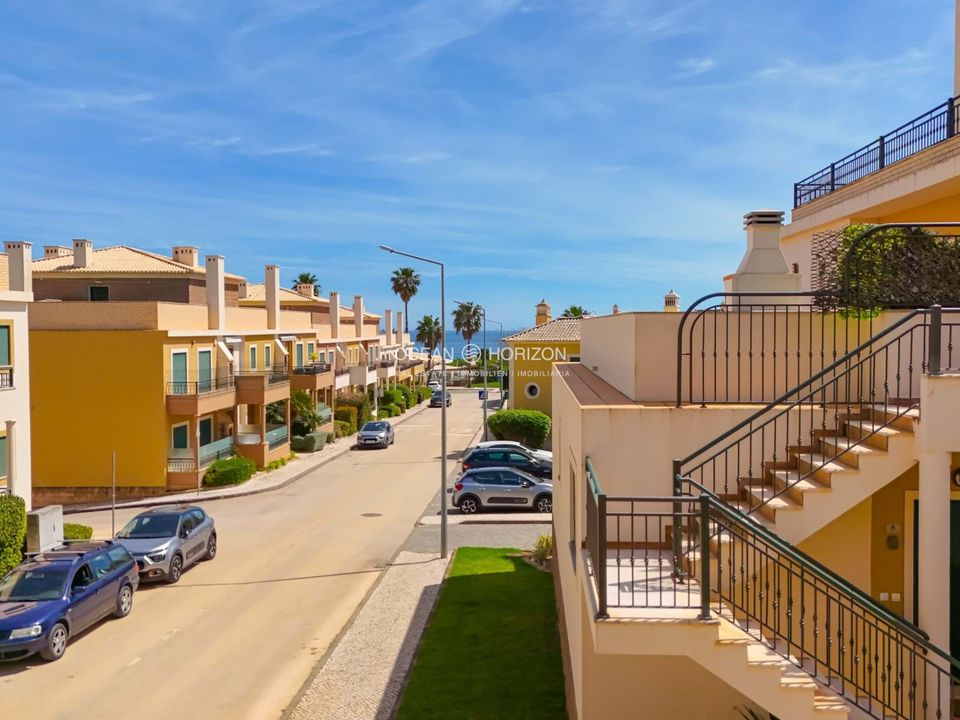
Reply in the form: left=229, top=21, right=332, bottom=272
left=224, top=336, right=242, bottom=344
left=278, top=335, right=297, bottom=342
left=216, top=340, right=235, bottom=363
left=274, top=338, right=289, bottom=356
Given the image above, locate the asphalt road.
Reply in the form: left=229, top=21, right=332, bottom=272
left=0, top=392, right=484, bottom=720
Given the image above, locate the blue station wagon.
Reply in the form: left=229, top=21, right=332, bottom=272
left=0, top=541, right=139, bottom=662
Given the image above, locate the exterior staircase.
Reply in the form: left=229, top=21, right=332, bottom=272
left=735, top=405, right=918, bottom=545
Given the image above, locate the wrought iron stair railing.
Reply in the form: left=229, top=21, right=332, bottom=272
left=585, top=465, right=960, bottom=720
left=675, top=306, right=960, bottom=520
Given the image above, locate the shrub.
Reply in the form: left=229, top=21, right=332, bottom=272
left=378, top=406, right=393, bottom=418
left=418, top=386, right=433, bottom=401
left=325, top=431, right=335, bottom=444
left=334, top=420, right=352, bottom=438
left=486, top=409, right=552, bottom=449
left=334, top=405, right=358, bottom=434
left=382, top=388, right=406, bottom=412
left=531, top=534, right=553, bottom=567
left=203, top=456, right=256, bottom=487
left=0, top=495, right=26, bottom=577
left=398, top=384, right=413, bottom=408
left=338, top=392, right=372, bottom=425
left=381, top=404, right=401, bottom=418
left=292, top=432, right=327, bottom=453
left=64, top=523, right=93, bottom=541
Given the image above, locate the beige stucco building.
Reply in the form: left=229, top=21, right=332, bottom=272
left=551, top=209, right=960, bottom=719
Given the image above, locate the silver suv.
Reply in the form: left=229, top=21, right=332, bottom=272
left=450, top=467, right=552, bottom=514
left=115, top=506, right=216, bottom=583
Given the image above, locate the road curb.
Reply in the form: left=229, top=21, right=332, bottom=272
left=65, top=403, right=430, bottom=515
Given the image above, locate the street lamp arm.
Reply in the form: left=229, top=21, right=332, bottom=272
left=380, top=245, right=444, bottom=269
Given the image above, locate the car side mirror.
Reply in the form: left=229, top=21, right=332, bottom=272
left=180, top=528, right=189, bottom=539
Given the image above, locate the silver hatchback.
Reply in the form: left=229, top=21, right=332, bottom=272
left=451, top=467, right=553, bottom=514
left=115, top=505, right=217, bottom=583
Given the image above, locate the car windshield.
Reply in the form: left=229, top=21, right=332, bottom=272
left=0, top=565, right=69, bottom=602
left=117, top=514, right=180, bottom=539
left=362, top=422, right=388, bottom=432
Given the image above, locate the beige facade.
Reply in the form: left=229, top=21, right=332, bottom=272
left=551, top=211, right=960, bottom=719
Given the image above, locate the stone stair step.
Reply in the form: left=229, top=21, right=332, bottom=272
left=793, top=452, right=856, bottom=476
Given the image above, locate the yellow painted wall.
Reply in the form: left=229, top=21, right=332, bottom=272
left=508, top=340, right=580, bottom=414
left=31, top=330, right=168, bottom=489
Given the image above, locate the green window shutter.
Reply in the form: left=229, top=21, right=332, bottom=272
left=0, top=436, right=6, bottom=478
left=172, top=425, right=189, bottom=449
left=0, top=327, right=9, bottom=367
left=249, top=346, right=257, bottom=370
left=265, top=345, right=272, bottom=370
left=296, top=344, right=304, bottom=368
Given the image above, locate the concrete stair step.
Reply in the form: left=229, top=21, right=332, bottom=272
left=793, top=452, right=856, bottom=475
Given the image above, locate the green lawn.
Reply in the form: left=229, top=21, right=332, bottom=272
left=396, top=547, right=567, bottom=720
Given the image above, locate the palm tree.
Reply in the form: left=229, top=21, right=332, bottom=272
left=390, top=267, right=421, bottom=333
left=292, top=272, right=320, bottom=295
left=415, top=315, right=443, bottom=369
left=561, top=305, right=590, bottom=317
left=452, top=302, right=482, bottom=356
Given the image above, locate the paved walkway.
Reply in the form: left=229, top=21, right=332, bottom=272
left=67, top=404, right=428, bottom=513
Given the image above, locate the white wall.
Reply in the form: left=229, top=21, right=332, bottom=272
left=0, top=298, right=32, bottom=509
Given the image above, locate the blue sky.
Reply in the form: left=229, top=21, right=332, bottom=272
left=0, top=0, right=954, bottom=328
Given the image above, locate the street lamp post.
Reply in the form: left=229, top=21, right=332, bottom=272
left=380, top=245, right=448, bottom=559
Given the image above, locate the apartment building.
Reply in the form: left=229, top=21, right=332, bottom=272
left=504, top=301, right=580, bottom=414
left=0, top=242, right=33, bottom=508
left=28, top=242, right=326, bottom=504
left=552, top=211, right=960, bottom=719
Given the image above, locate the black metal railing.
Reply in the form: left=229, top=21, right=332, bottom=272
left=677, top=307, right=960, bottom=519
left=379, top=359, right=396, bottom=368
left=676, top=291, right=860, bottom=406
left=0, top=366, right=12, bottom=389
left=585, top=465, right=959, bottom=719
left=795, top=95, right=960, bottom=207
left=166, top=375, right=235, bottom=396
left=291, top=363, right=331, bottom=375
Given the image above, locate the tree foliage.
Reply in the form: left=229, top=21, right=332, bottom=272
left=292, top=272, right=321, bottom=295
left=391, top=267, right=422, bottom=333
left=453, top=302, right=482, bottom=345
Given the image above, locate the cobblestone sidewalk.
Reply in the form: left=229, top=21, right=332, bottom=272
left=286, top=551, right=449, bottom=720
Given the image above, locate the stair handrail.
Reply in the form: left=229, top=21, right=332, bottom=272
left=681, top=477, right=941, bottom=651
left=677, top=307, right=927, bottom=473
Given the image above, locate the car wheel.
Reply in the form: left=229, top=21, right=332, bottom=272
left=114, top=584, right=134, bottom=618
left=458, top=495, right=481, bottom=515
left=535, top=494, right=553, bottom=513
left=204, top=533, right=217, bottom=561
left=166, top=553, right=184, bottom=583
left=39, top=622, right=68, bottom=662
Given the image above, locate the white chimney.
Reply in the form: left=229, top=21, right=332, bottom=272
left=4, top=242, right=31, bottom=293
left=43, top=245, right=71, bottom=259
left=724, top=210, right=801, bottom=299
left=612, top=304, right=620, bottom=315
left=205, top=255, right=225, bottom=330
left=172, top=246, right=199, bottom=268
left=238, top=280, right=248, bottom=300
left=395, top=311, right=403, bottom=343
left=265, top=265, right=280, bottom=330
left=295, top=282, right=315, bottom=298
left=384, top=309, right=393, bottom=344
left=353, top=295, right=363, bottom=336
left=663, top=290, right=680, bottom=313
left=329, top=291, right=340, bottom=339
left=73, top=239, right=92, bottom=268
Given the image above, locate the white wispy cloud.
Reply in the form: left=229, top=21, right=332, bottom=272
left=676, top=57, right=716, bottom=78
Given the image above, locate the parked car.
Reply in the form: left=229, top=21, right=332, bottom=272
left=357, top=420, right=394, bottom=449
left=429, top=390, right=452, bottom=407
left=450, top=467, right=553, bottom=514
left=0, top=541, right=139, bottom=662
left=427, top=380, right=442, bottom=392
left=115, top=506, right=216, bottom=584
left=474, top=440, right=552, bottom=462
left=461, top=446, right=552, bottom=479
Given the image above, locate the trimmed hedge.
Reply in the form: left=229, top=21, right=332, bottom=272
left=291, top=432, right=327, bottom=453
left=334, top=420, right=352, bottom=438
left=0, top=495, right=26, bottom=577
left=418, top=386, right=433, bottom=402
left=486, top=409, right=552, bottom=449
left=398, top=384, right=413, bottom=408
left=64, top=523, right=94, bottom=541
left=203, top=456, right=256, bottom=487
left=337, top=393, right=372, bottom=425
left=380, top=404, right=401, bottom=418
left=383, top=389, right=406, bottom=412
left=325, top=431, right=336, bottom=444
left=334, top=406, right=358, bottom=434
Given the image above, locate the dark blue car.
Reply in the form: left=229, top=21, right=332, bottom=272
left=0, top=541, right=139, bottom=662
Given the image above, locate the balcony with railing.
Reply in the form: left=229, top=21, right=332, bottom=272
left=0, top=366, right=13, bottom=390
left=377, top=358, right=397, bottom=379
left=235, top=365, right=290, bottom=405
left=290, top=362, right=334, bottom=392
left=165, top=374, right=236, bottom=415
left=348, top=363, right=377, bottom=387
left=794, top=95, right=960, bottom=208
left=166, top=437, right=237, bottom=490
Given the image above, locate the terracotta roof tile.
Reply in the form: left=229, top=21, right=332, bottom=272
left=31, top=246, right=243, bottom=279
left=504, top=317, right=581, bottom=343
